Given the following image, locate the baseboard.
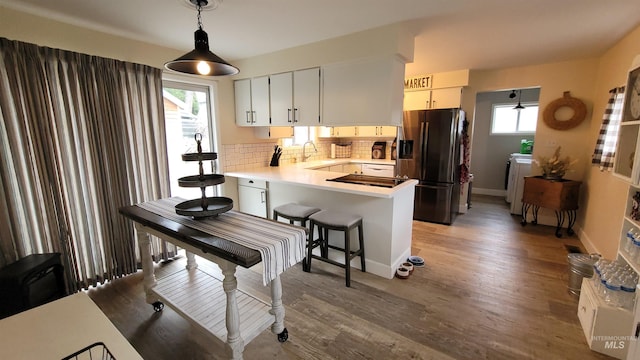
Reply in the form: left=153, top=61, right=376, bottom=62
left=576, top=226, right=599, bottom=255
left=473, top=187, right=507, bottom=197
left=459, top=202, right=468, bottom=214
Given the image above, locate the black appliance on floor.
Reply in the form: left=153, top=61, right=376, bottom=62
left=397, top=108, right=465, bottom=225
left=0, top=253, right=66, bottom=318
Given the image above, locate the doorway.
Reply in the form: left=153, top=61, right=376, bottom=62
left=162, top=79, right=220, bottom=199
left=469, top=88, right=541, bottom=197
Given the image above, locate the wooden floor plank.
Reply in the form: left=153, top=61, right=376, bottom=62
left=88, top=195, right=613, bottom=359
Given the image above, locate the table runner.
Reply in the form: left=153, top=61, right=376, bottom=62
left=137, top=197, right=306, bottom=285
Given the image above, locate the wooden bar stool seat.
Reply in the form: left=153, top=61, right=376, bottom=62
left=306, top=210, right=365, bottom=287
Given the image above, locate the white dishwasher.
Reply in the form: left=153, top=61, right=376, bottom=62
left=361, top=163, right=395, bottom=177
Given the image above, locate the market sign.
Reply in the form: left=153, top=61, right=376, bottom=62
left=404, top=74, right=433, bottom=91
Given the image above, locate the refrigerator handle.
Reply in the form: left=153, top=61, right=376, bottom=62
left=420, top=121, right=428, bottom=180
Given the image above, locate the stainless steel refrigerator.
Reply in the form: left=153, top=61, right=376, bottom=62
left=397, top=108, right=464, bottom=225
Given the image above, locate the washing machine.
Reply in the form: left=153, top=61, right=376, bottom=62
left=509, top=157, right=532, bottom=215
left=506, top=153, right=533, bottom=203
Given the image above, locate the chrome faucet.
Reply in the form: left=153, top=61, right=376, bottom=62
left=302, top=141, right=318, bottom=162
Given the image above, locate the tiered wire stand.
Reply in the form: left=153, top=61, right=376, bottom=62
left=175, top=133, right=233, bottom=218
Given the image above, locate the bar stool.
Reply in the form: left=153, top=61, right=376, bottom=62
left=306, top=210, right=365, bottom=287
left=273, top=203, right=321, bottom=227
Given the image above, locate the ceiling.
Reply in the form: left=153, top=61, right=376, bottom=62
left=2, top=0, right=640, bottom=74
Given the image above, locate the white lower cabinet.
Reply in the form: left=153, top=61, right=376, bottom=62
left=343, top=163, right=362, bottom=174
left=578, top=279, right=633, bottom=359
left=628, top=293, right=640, bottom=359
left=238, top=178, right=268, bottom=218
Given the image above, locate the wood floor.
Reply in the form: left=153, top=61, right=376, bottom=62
left=88, top=195, right=613, bottom=359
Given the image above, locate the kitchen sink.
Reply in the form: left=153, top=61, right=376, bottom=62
left=326, top=174, right=407, bottom=188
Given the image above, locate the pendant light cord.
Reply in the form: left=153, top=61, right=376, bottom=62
left=196, top=1, right=203, bottom=30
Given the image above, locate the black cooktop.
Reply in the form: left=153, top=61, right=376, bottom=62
left=326, top=174, right=406, bottom=188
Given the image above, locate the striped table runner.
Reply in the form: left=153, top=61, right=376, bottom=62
left=137, top=197, right=306, bottom=286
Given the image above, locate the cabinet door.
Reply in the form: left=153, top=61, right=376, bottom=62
left=254, top=126, right=294, bottom=139
left=380, top=126, right=398, bottom=137
left=343, top=163, right=362, bottom=174
left=404, top=90, right=430, bottom=111
left=323, top=55, right=405, bottom=126
left=335, top=126, right=357, bottom=137
left=355, top=126, right=378, bottom=137
left=362, top=164, right=394, bottom=177
left=234, top=79, right=253, bottom=126
left=238, top=185, right=267, bottom=218
left=430, top=87, right=462, bottom=109
left=317, top=126, right=334, bottom=138
left=251, top=76, right=271, bottom=126
left=270, top=72, right=293, bottom=126
left=293, top=68, right=321, bottom=126
left=628, top=292, right=640, bottom=360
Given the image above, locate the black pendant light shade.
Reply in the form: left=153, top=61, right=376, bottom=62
left=513, top=90, right=525, bottom=110
left=165, top=0, right=239, bottom=76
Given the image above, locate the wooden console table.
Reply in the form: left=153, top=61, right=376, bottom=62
left=520, top=176, right=581, bottom=237
left=120, top=198, right=306, bottom=360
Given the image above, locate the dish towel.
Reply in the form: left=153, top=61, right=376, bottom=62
left=137, top=197, right=306, bottom=286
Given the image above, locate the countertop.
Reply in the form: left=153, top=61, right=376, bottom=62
left=0, top=292, right=142, bottom=359
left=225, top=159, right=417, bottom=199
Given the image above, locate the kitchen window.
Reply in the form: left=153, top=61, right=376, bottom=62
left=491, top=103, right=539, bottom=134
left=282, top=126, right=316, bottom=147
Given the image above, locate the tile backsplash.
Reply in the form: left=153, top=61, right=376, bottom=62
left=221, top=140, right=394, bottom=171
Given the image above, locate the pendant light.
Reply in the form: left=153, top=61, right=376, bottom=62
left=165, top=0, right=239, bottom=76
left=513, top=90, right=525, bottom=111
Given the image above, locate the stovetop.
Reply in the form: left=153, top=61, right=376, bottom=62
left=326, top=174, right=406, bottom=188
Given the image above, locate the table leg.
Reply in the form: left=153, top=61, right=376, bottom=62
left=530, top=205, right=540, bottom=225
left=135, top=225, right=157, bottom=304
left=566, top=210, right=577, bottom=236
left=219, top=261, right=245, bottom=360
left=185, top=251, right=198, bottom=270
left=521, top=203, right=530, bottom=225
left=554, top=210, right=566, bottom=238
left=269, top=275, right=288, bottom=342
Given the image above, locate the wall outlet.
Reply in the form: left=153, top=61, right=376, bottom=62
left=545, top=139, right=558, bottom=147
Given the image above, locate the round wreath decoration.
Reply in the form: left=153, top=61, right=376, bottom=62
left=542, top=91, right=587, bottom=130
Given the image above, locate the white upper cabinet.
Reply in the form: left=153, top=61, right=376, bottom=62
left=234, top=76, right=270, bottom=126
left=322, top=55, right=405, bottom=126
left=269, top=72, right=293, bottom=126
left=355, top=126, right=397, bottom=137
left=430, top=87, right=462, bottom=109
left=270, top=68, right=321, bottom=126
left=403, top=88, right=462, bottom=111
left=318, top=125, right=396, bottom=138
left=403, top=90, right=430, bottom=111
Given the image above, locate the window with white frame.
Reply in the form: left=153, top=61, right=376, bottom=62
left=282, top=126, right=316, bottom=147
left=491, top=103, right=539, bottom=134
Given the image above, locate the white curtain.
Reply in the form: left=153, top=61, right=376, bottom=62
left=0, top=38, right=176, bottom=291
